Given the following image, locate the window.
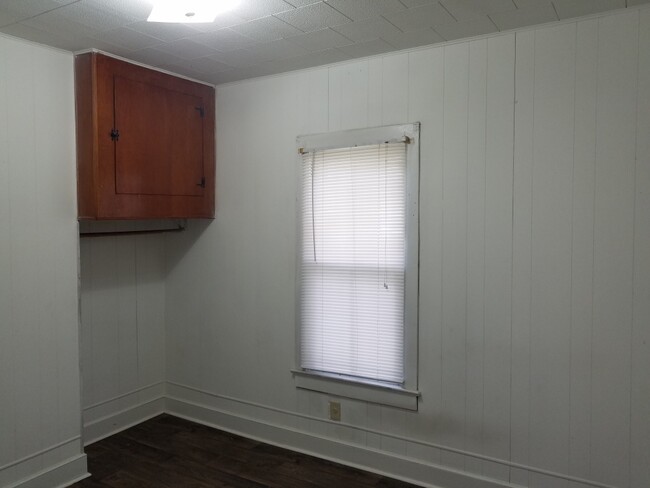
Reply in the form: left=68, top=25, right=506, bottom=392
left=294, top=124, right=420, bottom=410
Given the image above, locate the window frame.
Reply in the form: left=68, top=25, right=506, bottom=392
left=293, top=123, right=420, bottom=411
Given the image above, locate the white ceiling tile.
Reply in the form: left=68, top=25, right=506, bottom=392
left=0, top=0, right=78, bottom=19
left=276, top=2, right=350, bottom=32
left=380, top=26, right=444, bottom=49
left=0, top=21, right=79, bottom=49
left=331, top=17, right=401, bottom=43
left=194, top=56, right=234, bottom=75
left=125, top=20, right=201, bottom=42
left=182, top=12, right=248, bottom=32
left=230, top=15, right=303, bottom=41
left=440, top=0, right=517, bottom=21
left=247, top=37, right=310, bottom=61
left=75, top=36, right=134, bottom=55
left=0, top=11, right=21, bottom=27
left=490, top=3, right=558, bottom=30
left=51, top=2, right=135, bottom=32
left=268, top=47, right=351, bottom=72
left=383, top=3, right=457, bottom=32
left=94, top=25, right=162, bottom=51
left=156, top=63, right=208, bottom=82
left=232, top=0, right=296, bottom=21
left=285, top=28, right=352, bottom=52
left=81, top=0, right=151, bottom=22
left=21, top=13, right=99, bottom=39
left=298, top=46, right=351, bottom=64
left=325, top=0, right=405, bottom=21
left=285, top=0, right=321, bottom=6
left=434, top=15, right=498, bottom=40
left=208, top=68, right=251, bottom=84
left=191, top=28, right=258, bottom=52
left=398, top=0, right=438, bottom=7
left=337, top=38, right=395, bottom=58
left=0, top=0, right=639, bottom=84
left=513, top=0, right=552, bottom=7
left=208, top=48, right=270, bottom=68
left=156, top=38, right=220, bottom=59
left=127, top=46, right=187, bottom=67
left=552, top=0, right=625, bottom=20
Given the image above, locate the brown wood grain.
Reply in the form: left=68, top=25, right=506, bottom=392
left=72, top=415, right=421, bottom=488
left=75, top=53, right=215, bottom=219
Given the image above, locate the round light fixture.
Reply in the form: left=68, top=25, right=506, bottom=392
left=148, top=0, right=240, bottom=23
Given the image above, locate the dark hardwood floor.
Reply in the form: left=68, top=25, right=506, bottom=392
left=72, top=414, right=421, bottom=488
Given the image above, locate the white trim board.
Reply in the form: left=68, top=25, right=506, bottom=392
left=83, top=394, right=166, bottom=445
left=165, top=383, right=615, bottom=488
left=166, top=396, right=502, bottom=488
left=75, top=383, right=617, bottom=488
left=0, top=445, right=87, bottom=488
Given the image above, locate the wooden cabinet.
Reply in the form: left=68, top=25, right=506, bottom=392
left=75, top=52, right=215, bottom=219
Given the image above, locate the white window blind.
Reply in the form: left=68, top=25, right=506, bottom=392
left=300, top=142, right=407, bottom=385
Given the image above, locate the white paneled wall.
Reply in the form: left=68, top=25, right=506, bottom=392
left=0, top=35, right=86, bottom=487
left=164, top=7, right=650, bottom=488
left=80, top=233, right=166, bottom=443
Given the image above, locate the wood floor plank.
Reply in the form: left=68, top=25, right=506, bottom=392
left=73, top=415, right=422, bottom=488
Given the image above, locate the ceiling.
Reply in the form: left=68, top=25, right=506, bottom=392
left=0, top=0, right=647, bottom=85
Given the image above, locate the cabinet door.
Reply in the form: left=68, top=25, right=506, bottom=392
left=114, top=75, right=205, bottom=197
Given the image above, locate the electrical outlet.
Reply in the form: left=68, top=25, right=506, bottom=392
left=329, top=401, right=341, bottom=421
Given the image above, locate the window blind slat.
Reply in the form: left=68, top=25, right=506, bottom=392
left=300, top=142, right=407, bottom=385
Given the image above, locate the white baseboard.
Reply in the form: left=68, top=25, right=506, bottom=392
left=83, top=382, right=166, bottom=445
left=165, top=390, right=513, bottom=488
left=0, top=439, right=87, bottom=488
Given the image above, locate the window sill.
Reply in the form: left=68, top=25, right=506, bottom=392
left=292, top=370, right=420, bottom=411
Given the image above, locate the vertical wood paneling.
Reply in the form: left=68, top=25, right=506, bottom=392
left=440, top=41, right=470, bottom=470
left=0, top=35, right=14, bottom=468
left=295, top=68, right=330, bottom=438
left=569, top=18, right=598, bottom=486
left=406, top=46, right=444, bottom=465
left=80, top=233, right=166, bottom=415
left=7, top=41, right=42, bottom=459
left=33, top=44, right=75, bottom=448
left=511, top=28, right=535, bottom=488
left=164, top=8, right=650, bottom=488
left=135, top=235, right=166, bottom=387
left=631, top=8, right=650, bottom=488
left=367, top=58, right=383, bottom=127
left=482, top=33, right=515, bottom=482
left=465, top=37, right=488, bottom=477
left=378, top=52, right=409, bottom=455
left=328, top=62, right=368, bottom=131
left=381, top=54, right=409, bottom=126
left=252, top=75, right=300, bottom=412
left=80, top=239, right=94, bottom=407
left=47, top=49, right=81, bottom=445
left=88, top=237, right=121, bottom=404
left=297, top=67, right=329, bottom=136
left=590, top=11, right=638, bottom=488
left=116, top=239, right=139, bottom=394
left=529, top=23, right=575, bottom=488
left=0, top=35, right=81, bottom=483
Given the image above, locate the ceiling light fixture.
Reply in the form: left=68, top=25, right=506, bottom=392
left=147, top=0, right=240, bottom=23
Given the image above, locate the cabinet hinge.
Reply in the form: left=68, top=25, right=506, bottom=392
left=195, top=106, right=205, bottom=118
left=197, top=176, right=206, bottom=188
left=110, top=129, right=120, bottom=141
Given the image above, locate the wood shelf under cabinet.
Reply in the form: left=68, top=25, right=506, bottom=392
left=75, top=52, right=215, bottom=219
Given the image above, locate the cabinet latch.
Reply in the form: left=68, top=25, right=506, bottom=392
left=195, top=106, right=205, bottom=118
left=197, top=177, right=206, bottom=188
left=110, top=129, right=120, bottom=141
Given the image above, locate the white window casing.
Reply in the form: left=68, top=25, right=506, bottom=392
left=294, top=123, right=420, bottom=410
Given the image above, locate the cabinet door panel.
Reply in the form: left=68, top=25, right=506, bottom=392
left=114, top=75, right=204, bottom=197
